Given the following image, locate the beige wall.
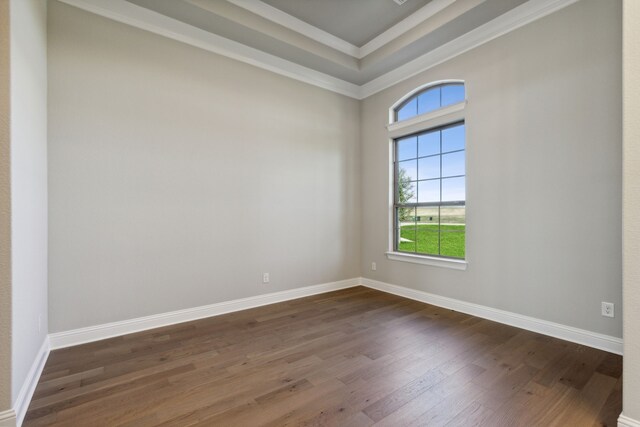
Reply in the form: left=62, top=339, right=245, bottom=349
left=10, top=0, right=48, bottom=407
left=0, top=0, right=11, bottom=414
left=0, top=0, right=48, bottom=415
left=47, top=1, right=361, bottom=332
left=622, top=0, right=640, bottom=422
left=360, top=0, right=622, bottom=337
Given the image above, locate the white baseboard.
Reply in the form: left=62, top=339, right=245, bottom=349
left=360, top=277, right=623, bottom=355
left=0, top=409, right=16, bottom=427
left=49, top=276, right=622, bottom=356
left=619, top=414, right=640, bottom=427
left=13, top=337, right=50, bottom=427
left=49, top=278, right=361, bottom=350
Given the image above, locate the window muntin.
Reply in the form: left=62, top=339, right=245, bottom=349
left=394, top=121, right=465, bottom=259
left=394, top=83, right=465, bottom=122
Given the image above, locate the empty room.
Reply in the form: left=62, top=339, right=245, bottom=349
left=1, top=0, right=639, bottom=426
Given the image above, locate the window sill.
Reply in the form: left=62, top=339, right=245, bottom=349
left=385, top=252, right=467, bottom=270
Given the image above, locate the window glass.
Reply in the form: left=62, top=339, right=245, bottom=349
left=399, top=180, right=417, bottom=204
left=441, top=151, right=465, bottom=178
left=393, top=121, right=465, bottom=259
left=396, top=207, right=416, bottom=253
left=418, top=131, right=440, bottom=157
left=418, top=156, right=440, bottom=180
left=398, top=159, right=418, bottom=182
left=417, top=207, right=439, bottom=225
left=397, top=136, right=417, bottom=161
left=417, top=180, right=440, bottom=203
left=441, top=84, right=465, bottom=107
left=441, top=177, right=465, bottom=202
left=397, top=98, right=418, bottom=121
left=440, top=206, right=466, bottom=258
left=442, top=124, right=465, bottom=153
left=394, top=83, right=464, bottom=122
left=415, top=229, right=440, bottom=257
left=418, top=87, right=440, bottom=115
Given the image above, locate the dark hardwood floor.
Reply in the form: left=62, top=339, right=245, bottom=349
left=25, top=287, right=622, bottom=426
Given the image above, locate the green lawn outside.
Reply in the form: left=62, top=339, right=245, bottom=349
left=398, top=224, right=465, bottom=259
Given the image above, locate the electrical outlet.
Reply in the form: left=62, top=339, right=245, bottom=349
left=601, top=302, right=614, bottom=318
left=371, top=262, right=377, bottom=271
left=262, top=273, right=270, bottom=284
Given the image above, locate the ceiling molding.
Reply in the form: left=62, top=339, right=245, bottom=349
left=57, top=0, right=582, bottom=100
left=228, top=0, right=456, bottom=60
left=359, top=0, right=457, bottom=58
left=225, top=0, right=360, bottom=57
left=359, top=0, right=581, bottom=98
left=57, top=0, right=361, bottom=98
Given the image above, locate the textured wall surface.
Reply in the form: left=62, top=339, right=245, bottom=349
left=623, top=0, right=640, bottom=421
left=360, top=0, right=622, bottom=337
left=48, top=2, right=361, bottom=332
left=10, top=0, right=48, bottom=405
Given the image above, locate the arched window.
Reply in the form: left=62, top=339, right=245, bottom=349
left=387, top=81, right=467, bottom=266
left=394, top=82, right=465, bottom=122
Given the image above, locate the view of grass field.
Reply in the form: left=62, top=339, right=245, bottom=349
left=398, top=224, right=465, bottom=259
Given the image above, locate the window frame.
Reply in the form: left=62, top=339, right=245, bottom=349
left=386, top=80, right=468, bottom=270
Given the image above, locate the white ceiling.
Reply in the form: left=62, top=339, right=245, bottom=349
left=259, top=0, right=433, bottom=46
left=60, top=0, right=580, bottom=98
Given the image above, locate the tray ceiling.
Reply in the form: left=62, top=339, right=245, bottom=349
left=260, top=0, right=433, bottom=47
left=60, top=0, right=581, bottom=98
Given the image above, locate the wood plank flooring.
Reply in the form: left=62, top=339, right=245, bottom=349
left=24, top=287, right=622, bottom=426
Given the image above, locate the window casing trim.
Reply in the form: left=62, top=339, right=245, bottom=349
left=387, top=101, right=465, bottom=138
left=386, top=251, right=468, bottom=270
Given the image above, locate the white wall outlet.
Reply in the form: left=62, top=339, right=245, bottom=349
left=601, top=302, right=614, bottom=318
left=371, top=262, right=377, bottom=271
left=262, top=273, right=270, bottom=284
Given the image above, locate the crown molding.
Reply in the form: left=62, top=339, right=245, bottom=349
left=359, top=0, right=456, bottom=58
left=225, top=0, right=360, bottom=57
left=57, top=0, right=361, bottom=99
left=360, top=0, right=581, bottom=98
left=57, top=0, right=581, bottom=100
left=227, top=0, right=456, bottom=60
